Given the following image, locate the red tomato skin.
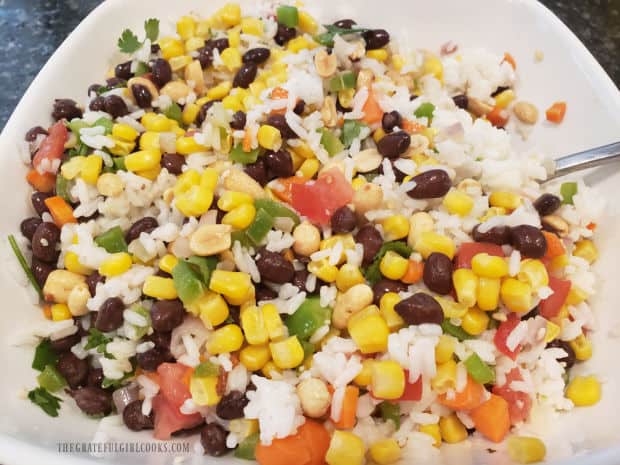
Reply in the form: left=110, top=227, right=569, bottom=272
left=152, top=394, right=203, bottom=440
left=494, top=313, right=522, bottom=360
left=157, top=363, right=193, bottom=407
left=32, top=122, right=68, bottom=170
left=539, top=277, right=571, bottom=319
left=291, top=169, right=353, bottom=225
left=456, top=242, right=505, bottom=269
left=493, top=368, right=532, bottom=424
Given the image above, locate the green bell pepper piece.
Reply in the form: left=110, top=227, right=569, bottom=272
left=414, top=102, right=435, bottom=119
left=441, top=320, right=473, bottom=341
left=245, top=208, right=275, bottom=246
left=234, top=432, right=259, bottom=460
left=276, top=5, right=299, bottom=27
left=379, top=401, right=401, bottom=430
left=67, top=119, right=90, bottom=140
left=134, top=61, right=150, bottom=77
left=254, top=199, right=300, bottom=226
left=171, top=260, right=205, bottom=305
left=163, top=103, right=183, bottom=124
left=300, top=340, right=316, bottom=359
left=230, top=143, right=260, bottom=165
left=55, top=174, right=72, bottom=203
left=329, top=72, right=356, bottom=92
left=319, top=128, right=344, bottom=156
left=194, top=361, right=221, bottom=378
left=186, top=256, right=218, bottom=286
left=93, top=117, right=113, bottom=135
left=231, top=230, right=253, bottom=248
left=560, top=182, right=578, bottom=205
left=285, top=297, right=332, bottom=340
left=364, top=241, right=412, bottom=285
left=37, top=365, right=67, bottom=392
left=94, top=226, right=128, bottom=253
left=113, top=157, right=126, bottom=171
left=464, top=353, right=495, bottom=385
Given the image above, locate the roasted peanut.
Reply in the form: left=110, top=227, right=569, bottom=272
left=223, top=169, right=266, bottom=199
left=160, top=81, right=191, bottom=102
left=67, top=282, right=90, bottom=316
left=297, top=378, right=331, bottom=418
left=513, top=101, right=539, bottom=125
left=314, top=49, right=338, bottom=78
left=407, top=211, right=434, bottom=248
left=43, top=270, right=87, bottom=304
left=293, top=222, right=321, bottom=256
left=332, top=283, right=374, bottom=329
left=321, top=96, right=337, bottom=128
left=190, top=224, right=232, bottom=256
left=352, top=149, right=383, bottom=173
left=352, top=183, right=383, bottom=214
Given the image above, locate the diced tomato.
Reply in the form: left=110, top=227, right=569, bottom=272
left=539, top=276, right=571, bottom=319
left=494, top=313, right=522, bottom=360
left=291, top=169, right=353, bottom=225
left=399, top=372, right=423, bottom=401
left=486, top=106, right=509, bottom=128
left=32, top=121, right=68, bottom=170
left=455, top=242, right=505, bottom=269
left=493, top=368, right=532, bottom=424
left=157, top=363, right=194, bottom=407
left=152, top=394, right=203, bottom=440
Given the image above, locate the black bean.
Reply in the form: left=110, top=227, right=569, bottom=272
left=136, top=346, right=173, bottom=371
left=201, top=423, right=229, bottom=457
left=151, top=58, right=172, bottom=87
left=151, top=43, right=161, bottom=54
left=123, top=400, right=155, bottom=431
left=89, top=96, right=106, bottom=112
left=453, top=94, right=469, bottom=110
left=196, top=99, right=220, bottom=127
left=31, top=259, right=54, bottom=288
left=198, top=46, right=214, bottom=69
left=230, top=111, right=247, bottom=130
left=423, top=253, right=453, bottom=295
left=86, top=271, right=105, bottom=297
left=25, top=126, right=48, bottom=142
left=372, top=278, right=408, bottom=306
left=382, top=111, right=402, bottom=133
left=31, top=222, right=60, bottom=263
left=472, top=224, right=512, bottom=245
left=20, top=217, right=42, bottom=241
left=209, top=38, right=230, bottom=53
left=148, top=330, right=172, bottom=350
left=52, top=99, right=83, bottom=121
left=161, top=153, right=185, bottom=175
left=333, top=19, right=357, bottom=29
left=151, top=300, right=185, bottom=332
left=355, top=224, right=383, bottom=266
left=255, top=249, right=295, bottom=284
left=95, top=297, right=125, bottom=332
left=242, top=48, right=270, bottom=64
left=293, top=99, right=305, bottom=115
left=106, top=77, right=126, bottom=88
left=362, top=29, right=390, bottom=50
left=274, top=24, right=297, bottom=46
left=49, top=332, right=81, bottom=352
left=377, top=130, right=410, bottom=158
left=255, top=284, right=278, bottom=302
left=86, top=368, right=104, bottom=388
left=533, top=193, right=561, bottom=217
left=407, top=170, right=452, bottom=199
left=56, top=352, right=89, bottom=389
left=126, top=217, right=159, bottom=243
left=266, top=114, right=298, bottom=139
left=394, top=293, right=444, bottom=325
left=115, top=61, right=133, bottom=80
left=330, top=206, right=357, bottom=234
left=71, top=387, right=112, bottom=416
left=131, top=84, right=153, bottom=108
left=103, top=95, right=129, bottom=118
left=511, top=225, right=547, bottom=258
left=491, top=86, right=509, bottom=98
left=216, top=390, right=249, bottom=420
left=88, top=84, right=103, bottom=96
left=32, top=192, right=52, bottom=216
left=244, top=158, right=268, bottom=186
left=265, top=149, right=294, bottom=179
left=546, top=339, right=576, bottom=369
left=233, top=62, right=258, bottom=89
left=292, top=269, right=309, bottom=292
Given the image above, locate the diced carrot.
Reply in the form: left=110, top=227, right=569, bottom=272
left=181, top=366, right=194, bottom=387
left=542, top=231, right=565, bottom=259
left=503, top=52, right=517, bottom=70
left=43, top=196, right=77, bottom=227
left=402, top=260, right=424, bottom=284
left=361, top=90, right=383, bottom=125
left=438, top=376, right=486, bottom=411
left=486, top=106, right=509, bottom=128
left=586, top=222, right=597, bottom=231
left=402, top=119, right=426, bottom=134
left=271, top=87, right=289, bottom=100
left=298, top=420, right=331, bottom=465
left=272, top=176, right=307, bottom=204
left=26, top=170, right=56, bottom=193
left=546, top=102, right=567, bottom=124
left=255, top=428, right=312, bottom=465
left=469, top=394, right=511, bottom=443
left=242, top=129, right=253, bottom=153
left=42, top=304, right=52, bottom=320
left=333, top=385, right=359, bottom=429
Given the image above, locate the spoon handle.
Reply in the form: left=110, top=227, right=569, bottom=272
left=550, top=141, right=620, bottom=180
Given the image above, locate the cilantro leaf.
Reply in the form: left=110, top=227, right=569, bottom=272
left=32, top=339, right=58, bottom=371
left=315, top=25, right=369, bottom=47
left=364, top=241, right=413, bottom=285
left=84, top=329, right=115, bottom=359
left=28, top=387, right=63, bottom=417
left=118, top=29, right=141, bottom=53
left=144, top=18, right=160, bottom=43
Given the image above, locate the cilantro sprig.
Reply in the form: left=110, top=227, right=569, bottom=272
left=84, top=329, right=115, bottom=359
left=118, top=18, right=160, bottom=54
left=28, top=387, right=63, bottom=417
left=315, top=24, right=369, bottom=47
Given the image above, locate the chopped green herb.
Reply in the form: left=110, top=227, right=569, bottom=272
left=319, top=128, right=344, bottom=156
left=118, top=29, right=142, bottom=54
left=365, top=241, right=413, bottom=285
left=341, top=120, right=366, bottom=147
left=144, top=18, right=160, bottom=42
left=32, top=339, right=58, bottom=371
left=37, top=365, right=67, bottom=392
left=163, top=103, right=183, bottom=124
left=102, top=370, right=135, bottom=389
left=464, top=353, right=495, bottom=385
left=28, top=387, right=62, bottom=417
left=276, top=5, right=299, bottom=28
left=84, top=328, right=115, bottom=359
left=94, top=226, right=128, bottom=253
left=8, top=235, right=42, bottom=299
left=441, top=320, right=473, bottom=341
left=93, top=117, right=113, bottom=135
left=230, top=144, right=260, bottom=164
left=129, top=303, right=151, bottom=339
left=414, top=102, right=436, bottom=120
left=113, top=157, right=126, bottom=171
left=560, top=182, right=578, bottom=205
left=315, top=25, right=369, bottom=47
left=379, top=401, right=401, bottom=430
left=194, top=361, right=221, bottom=378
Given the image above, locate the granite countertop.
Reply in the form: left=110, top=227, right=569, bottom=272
left=0, top=0, right=618, bottom=129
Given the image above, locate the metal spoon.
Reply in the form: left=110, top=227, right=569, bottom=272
left=546, top=141, right=620, bottom=181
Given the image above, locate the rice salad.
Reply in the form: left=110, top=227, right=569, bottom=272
left=8, top=2, right=604, bottom=464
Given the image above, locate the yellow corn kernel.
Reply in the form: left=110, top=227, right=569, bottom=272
left=225, top=26, right=241, bottom=48
left=348, top=306, right=389, bottom=354
left=517, top=259, right=549, bottom=289
left=64, top=252, right=93, bottom=276
left=142, top=276, right=178, bottom=300
left=308, top=259, right=338, bottom=283
left=573, top=239, right=598, bottom=264
left=477, top=277, right=501, bottom=311
left=544, top=320, right=561, bottom=343
left=137, top=167, right=161, bottom=181
left=431, top=359, right=457, bottom=393
left=423, top=55, right=443, bottom=81
left=289, top=140, right=315, bottom=159
left=99, top=252, right=132, bottom=277
left=200, top=168, right=218, bottom=191
left=367, top=48, right=389, bottom=62
left=319, top=234, right=355, bottom=264
left=565, top=375, right=601, bottom=407
left=182, top=103, right=200, bottom=125
left=369, top=439, right=401, bottom=465
left=569, top=334, right=592, bottom=361
left=297, top=11, right=318, bottom=34
left=195, top=19, right=211, bottom=38
left=209, top=270, right=253, bottom=305
left=371, top=360, right=405, bottom=399
left=170, top=54, right=193, bottom=71
left=269, top=336, right=304, bottom=369
left=60, top=156, right=85, bottom=179
left=298, top=158, right=320, bottom=179
left=461, top=307, right=490, bottom=336
left=206, top=81, right=233, bottom=100
left=494, top=89, right=516, bottom=109
left=222, top=94, right=243, bottom=112
left=287, top=36, right=317, bottom=53
left=335, top=264, right=365, bottom=292
left=391, top=54, right=405, bottom=72
left=419, top=424, right=441, bottom=447
left=218, top=3, right=241, bottom=27
left=159, top=37, right=185, bottom=60
left=489, top=191, right=521, bottom=210
left=188, top=292, right=229, bottom=327
left=507, top=436, right=547, bottom=464
left=373, top=127, right=386, bottom=143
left=207, top=324, right=244, bottom=355
left=415, top=231, right=456, bottom=259
left=379, top=292, right=405, bottom=332
left=479, top=206, right=507, bottom=222
left=439, top=414, right=468, bottom=444
left=125, top=150, right=162, bottom=173
left=248, top=80, right=266, bottom=98
left=109, top=139, right=136, bottom=157
left=471, top=253, right=509, bottom=278
left=80, top=155, right=102, bottom=184
left=217, top=191, right=253, bottom=211
left=500, top=278, right=532, bottom=313
left=190, top=376, right=220, bottom=406
left=566, top=286, right=588, bottom=306
left=176, top=16, right=197, bottom=40
left=241, top=305, right=269, bottom=346
left=176, top=137, right=208, bottom=155
left=443, top=190, right=474, bottom=216
left=240, top=344, right=271, bottom=371
left=261, top=303, right=286, bottom=341
left=185, top=37, right=206, bottom=53
left=142, top=113, right=174, bottom=132
left=354, top=359, right=375, bottom=387
left=351, top=176, right=366, bottom=190
left=435, top=334, right=456, bottom=364
left=435, top=296, right=467, bottom=319
left=222, top=203, right=256, bottom=230
left=257, top=124, right=282, bottom=150
left=379, top=251, right=409, bottom=280
left=549, top=253, right=569, bottom=271
left=220, top=47, right=242, bottom=71
left=326, top=431, right=366, bottom=465
left=175, top=184, right=213, bottom=217
left=452, top=268, right=478, bottom=307
left=139, top=131, right=160, bottom=152
left=382, top=215, right=410, bottom=241
left=240, top=17, right=263, bottom=36
left=261, top=361, right=281, bottom=379
left=112, top=123, right=139, bottom=142
left=51, top=303, right=72, bottom=321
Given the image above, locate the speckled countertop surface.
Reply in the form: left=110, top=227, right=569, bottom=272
left=0, top=0, right=618, bottom=129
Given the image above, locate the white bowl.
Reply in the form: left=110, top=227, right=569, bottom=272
left=0, top=0, right=619, bottom=464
